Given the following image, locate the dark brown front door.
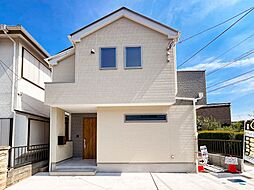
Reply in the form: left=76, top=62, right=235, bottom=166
left=83, top=117, right=97, bottom=159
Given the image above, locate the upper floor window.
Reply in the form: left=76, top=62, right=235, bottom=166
left=22, top=48, right=51, bottom=89
left=125, top=47, right=142, bottom=68
left=100, top=47, right=116, bottom=69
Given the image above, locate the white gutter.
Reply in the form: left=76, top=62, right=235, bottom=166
left=45, top=47, right=74, bottom=65
left=176, top=93, right=203, bottom=173
left=2, top=25, right=17, bottom=167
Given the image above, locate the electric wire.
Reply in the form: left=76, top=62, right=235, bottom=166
left=206, top=48, right=254, bottom=76
left=207, top=75, right=254, bottom=93
left=178, top=7, right=254, bottom=44
left=177, top=7, right=254, bottom=69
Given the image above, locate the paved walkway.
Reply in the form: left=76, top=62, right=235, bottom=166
left=6, top=172, right=254, bottom=190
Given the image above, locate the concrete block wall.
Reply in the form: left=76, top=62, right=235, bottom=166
left=0, top=146, right=9, bottom=190
left=208, top=153, right=243, bottom=172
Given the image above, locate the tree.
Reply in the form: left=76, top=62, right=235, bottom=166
left=197, top=115, right=221, bottom=131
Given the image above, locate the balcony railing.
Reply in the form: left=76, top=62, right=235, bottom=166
left=198, top=139, right=243, bottom=158
left=9, top=144, right=49, bottom=168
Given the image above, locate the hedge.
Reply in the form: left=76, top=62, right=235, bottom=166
left=198, top=130, right=244, bottom=140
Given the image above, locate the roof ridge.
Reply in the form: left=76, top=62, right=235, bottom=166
left=69, top=7, right=178, bottom=36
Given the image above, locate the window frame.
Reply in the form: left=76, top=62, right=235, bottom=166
left=124, top=114, right=167, bottom=123
left=21, top=47, right=51, bottom=90
left=27, top=118, right=50, bottom=147
left=99, top=47, right=117, bottom=70
left=65, top=114, right=70, bottom=141
left=124, top=46, right=142, bottom=69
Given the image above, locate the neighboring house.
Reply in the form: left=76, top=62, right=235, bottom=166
left=177, top=70, right=207, bottom=105
left=177, top=70, right=231, bottom=125
left=196, top=103, right=231, bottom=125
left=45, top=7, right=202, bottom=174
left=0, top=25, right=51, bottom=167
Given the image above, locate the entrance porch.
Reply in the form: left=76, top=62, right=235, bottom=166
left=49, top=107, right=97, bottom=175
left=50, top=158, right=97, bottom=176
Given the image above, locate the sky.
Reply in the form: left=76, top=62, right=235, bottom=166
left=0, top=0, right=253, bottom=121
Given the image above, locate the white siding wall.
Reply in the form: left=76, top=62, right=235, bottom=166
left=97, top=105, right=195, bottom=163
left=14, top=113, right=49, bottom=146
left=0, top=39, right=14, bottom=118
left=45, top=17, right=176, bottom=106
left=14, top=114, right=28, bottom=146
left=16, top=40, right=51, bottom=117
left=0, top=119, right=11, bottom=146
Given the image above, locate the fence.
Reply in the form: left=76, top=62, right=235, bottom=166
left=198, top=139, right=243, bottom=158
left=9, top=144, right=49, bottom=168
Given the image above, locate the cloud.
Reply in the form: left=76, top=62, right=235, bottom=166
left=180, top=56, right=254, bottom=71
left=159, top=0, right=241, bottom=25
left=227, top=77, right=254, bottom=93
left=232, top=112, right=254, bottom=121
left=208, top=73, right=254, bottom=101
left=191, top=0, right=241, bottom=19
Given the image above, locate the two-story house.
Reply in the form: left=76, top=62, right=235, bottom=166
left=45, top=7, right=202, bottom=174
left=0, top=25, right=51, bottom=167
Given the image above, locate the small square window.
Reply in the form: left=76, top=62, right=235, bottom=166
left=125, top=47, right=142, bottom=68
left=100, top=48, right=116, bottom=69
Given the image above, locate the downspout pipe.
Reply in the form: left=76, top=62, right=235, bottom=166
left=176, top=93, right=203, bottom=173
left=2, top=25, right=17, bottom=167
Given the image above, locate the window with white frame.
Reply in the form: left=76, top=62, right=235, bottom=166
left=100, top=47, right=116, bottom=69
left=22, top=48, right=51, bottom=89
left=125, top=47, right=142, bottom=68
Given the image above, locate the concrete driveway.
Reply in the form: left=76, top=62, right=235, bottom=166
left=6, top=172, right=254, bottom=190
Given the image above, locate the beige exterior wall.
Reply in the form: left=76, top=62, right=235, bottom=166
left=97, top=105, right=195, bottom=163
left=45, top=17, right=176, bottom=106
left=50, top=107, right=72, bottom=169
left=52, top=55, right=75, bottom=83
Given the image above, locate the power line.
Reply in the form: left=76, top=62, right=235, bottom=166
left=207, top=68, right=254, bottom=89
left=0, top=59, right=47, bottom=117
left=0, top=59, right=19, bottom=78
left=0, top=61, right=12, bottom=83
left=177, top=7, right=254, bottom=69
left=206, top=48, right=254, bottom=76
left=178, top=7, right=254, bottom=44
left=207, top=75, right=254, bottom=93
left=203, top=32, right=254, bottom=65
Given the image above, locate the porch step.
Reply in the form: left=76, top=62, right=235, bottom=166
left=50, top=168, right=97, bottom=176
left=55, top=165, right=97, bottom=170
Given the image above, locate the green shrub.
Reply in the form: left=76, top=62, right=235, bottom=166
left=198, top=130, right=244, bottom=140
left=197, top=116, right=221, bottom=131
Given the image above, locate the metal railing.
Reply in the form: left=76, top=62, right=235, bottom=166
left=9, top=144, right=49, bottom=168
left=198, top=139, right=243, bottom=158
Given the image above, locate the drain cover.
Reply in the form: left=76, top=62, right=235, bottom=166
left=227, top=178, right=246, bottom=183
